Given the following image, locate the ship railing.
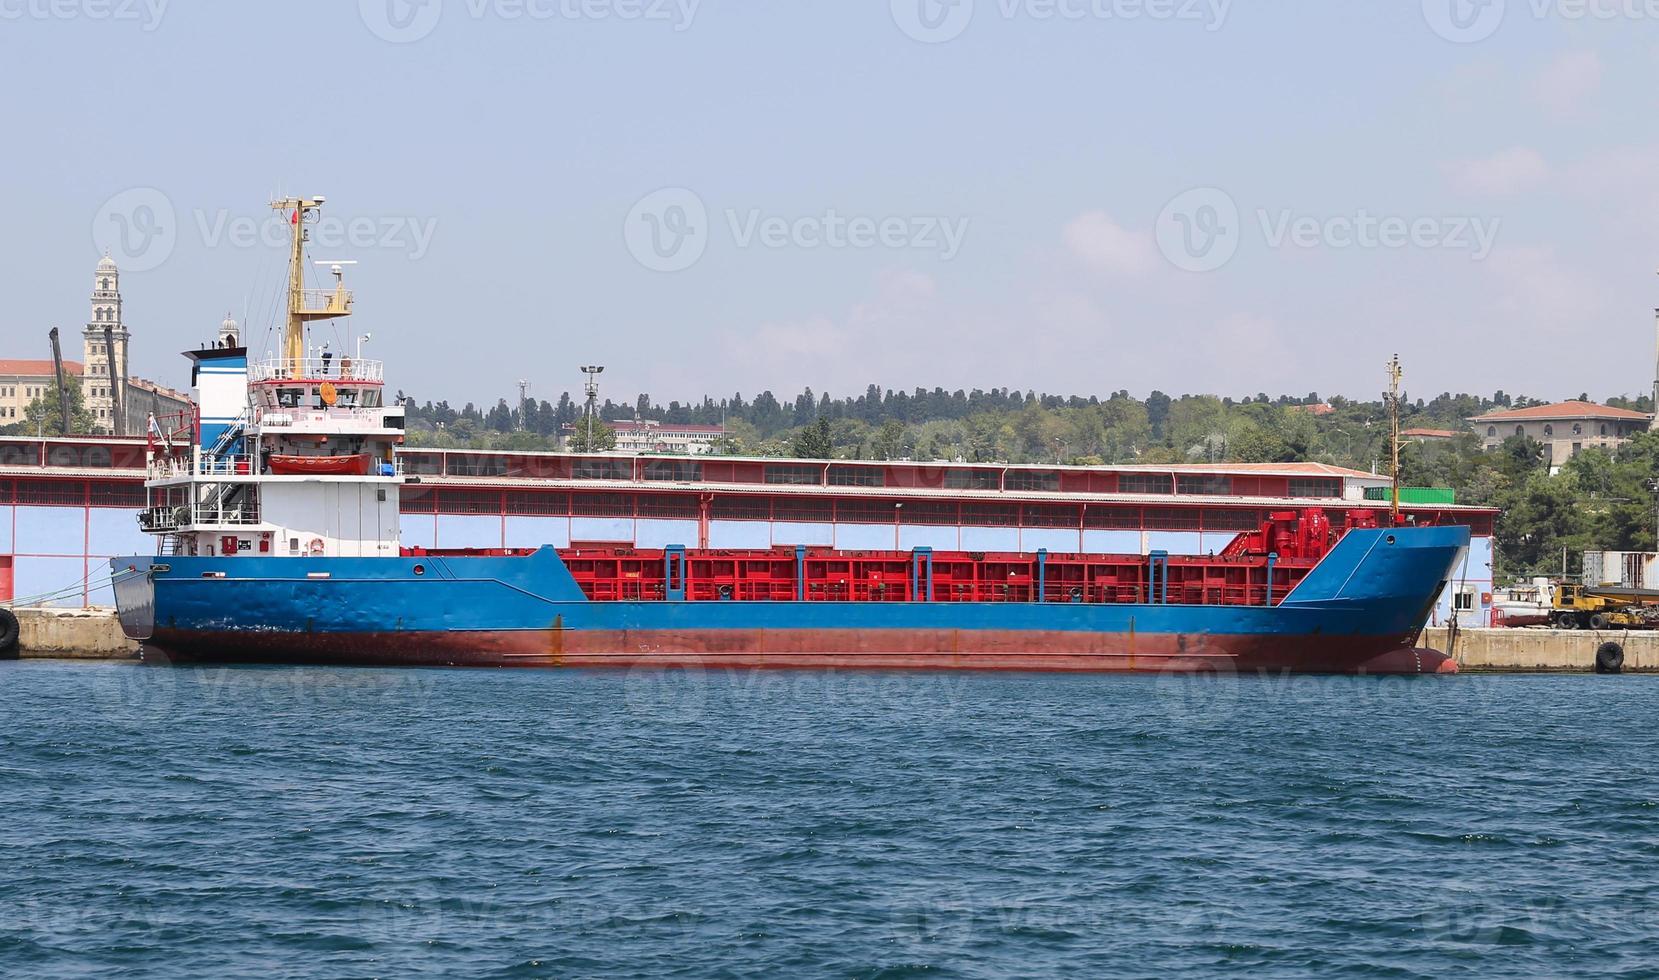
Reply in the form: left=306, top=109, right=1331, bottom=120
left=146, top=454, right=256, bottom=479
left=294, top=287, right=354, bottom=317
left=249, top=356, right=383, bottom=383
left=255, top=405, right=393, bottom=427
left=137, top=497, right=260, bottom=537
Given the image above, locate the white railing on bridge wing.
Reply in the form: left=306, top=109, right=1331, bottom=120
left=249, top=356, right=384, bottom=382
left=146, top=454, right=255, bottom=480
left=138, top=499, right=261, bottom=532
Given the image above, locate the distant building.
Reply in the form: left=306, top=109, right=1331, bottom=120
left=0, top=359, right=83, bottom=425
left=1289, top=402, right=1335, bottom=417
left=1401, top=427, right=1462, bottom=443
left=562, top=418, right=726, bottom=455
left=1468, top=400, right=1653, bottom=470
left=0, top=255, right=196, bottom=436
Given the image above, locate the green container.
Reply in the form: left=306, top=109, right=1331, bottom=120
left=1364, top=486, right=1457, bottom=505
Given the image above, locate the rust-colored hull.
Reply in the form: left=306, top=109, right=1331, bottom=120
left=141, top=627, right=1455, bottom=675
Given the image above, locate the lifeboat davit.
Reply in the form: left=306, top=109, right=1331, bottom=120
left=267, top=453, right=373, bottom=476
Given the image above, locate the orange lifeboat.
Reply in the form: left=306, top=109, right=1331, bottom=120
left=267, top=453, right=373, bottom=476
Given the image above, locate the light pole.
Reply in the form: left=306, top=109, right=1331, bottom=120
left=580, top=366, right=604, bottom=451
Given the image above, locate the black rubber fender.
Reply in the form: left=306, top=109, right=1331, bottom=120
left=1596, top=641, right=1625, bottom=675
left=0, top=608, right=18, bottom=658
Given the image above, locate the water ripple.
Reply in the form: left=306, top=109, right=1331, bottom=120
left=2, top=663, right=1657, bottom=977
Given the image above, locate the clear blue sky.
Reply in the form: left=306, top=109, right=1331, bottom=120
left=1, top=1, right=1654, bottom=408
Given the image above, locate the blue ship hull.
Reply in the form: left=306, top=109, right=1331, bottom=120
left=110, top=525, right=1470, bottom=674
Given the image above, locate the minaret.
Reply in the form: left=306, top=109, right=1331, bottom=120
left=83, top=253, right=130, bottom=434
left=1652, top=307, right=1658, bottom=431
left=219, top=312, right=240, bottom=349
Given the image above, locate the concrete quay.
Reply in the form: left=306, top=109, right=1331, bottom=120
left=1426, top=625, right=1657, bottom=673
left=9, top=607, right=139, bottom=660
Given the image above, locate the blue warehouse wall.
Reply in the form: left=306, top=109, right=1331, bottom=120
left=1083, top=530, right=1142, bottom=554
left=15, top=506, right=84, bottom=556
left=708, top=520, right=772, bottom=549
left=402, top=514, right=437, bottom=550
left=1020, top=529, right=1082, bottom=553
left=898, top=525, right=959, bottom=551
left=435, top=515, right=502, bottom=550
left=0, top=504, right=12, bottom=552
left=570, top=517, right=635, bottom=543
left=88, top=508, right=152, bottom=558
left=960, top=527, right=1019, bottom=552
left=833, top=523, right=895, bottom=550
left=15, top=556, right=90, bottom=607
left=504, top=517, right=571, bottom=549
left=771, top=521, right=835, bottom=547
left=634, top=519, right=699, bottom=549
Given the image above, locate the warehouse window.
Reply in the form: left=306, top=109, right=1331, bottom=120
left=1288, top=478, right=1342, bottom=499
left=828, top=465, right=883, bottom=487
left=943, top=469, right=999, bottom=490
left=1176, top=475, right=1232, bottom=496
left=764, top=464, right=822, bottom=486
left=1007, top=470, right=1060, bottom=493
left=644, top=460, right=702, bottom=482
left=1118, top=473, right=1173, bottom=495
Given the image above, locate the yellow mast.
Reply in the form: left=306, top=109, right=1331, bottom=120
left=271, top=196, right=352, bottom=367
left=1387, top=353, right=1403, bottom=525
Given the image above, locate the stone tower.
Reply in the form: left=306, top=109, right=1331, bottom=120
left=82, top=253, right=129, bottom=434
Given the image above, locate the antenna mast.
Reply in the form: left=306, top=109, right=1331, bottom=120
left=271, top=196, right=352, bottom=367
left=1387, top=353, right=1403, bottom=526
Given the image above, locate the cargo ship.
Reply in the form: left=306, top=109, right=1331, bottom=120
left=110, top=197, right=1471, bottom=674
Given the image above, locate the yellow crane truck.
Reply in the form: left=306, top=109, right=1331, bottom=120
left=1551, top=584, right=1659, bottom=630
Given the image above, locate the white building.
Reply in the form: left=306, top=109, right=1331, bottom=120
left=605, top=419, right=726, bottom=455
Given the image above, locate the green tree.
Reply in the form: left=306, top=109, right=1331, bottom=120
left=567, top=415, right=616, bottom=452
left=9, top=378, right=97, bottom=435
left=792, top=417, right=834, bottom=459
left=870, top=419, right=908, bottom=460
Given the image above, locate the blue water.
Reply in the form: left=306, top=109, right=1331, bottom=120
left=2, top=662, right=1657, bottom=978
